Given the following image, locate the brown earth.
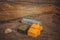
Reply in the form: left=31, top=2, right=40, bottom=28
left=0, top=0, right=60, bottom=40
left=0, top=2, right=55, bottom=21
left=0, top=10, right=60, bottom=40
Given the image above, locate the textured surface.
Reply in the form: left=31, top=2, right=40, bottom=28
left=0, top=0, right=60, bottom=40
left=0, top=1, right=55, bottom=21
left=0, top=11, right=60, bottom=40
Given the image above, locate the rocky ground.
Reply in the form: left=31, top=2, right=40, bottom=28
left=0, top=0, right=60, bottom=40
left=0, top=10, right=60, bottom=40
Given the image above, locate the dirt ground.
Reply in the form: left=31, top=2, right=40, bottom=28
left=0, top=0, right=60, bottom=40
left=0, top=2, right=55, bottom=21
left=0, top=11, right=60, bottom=40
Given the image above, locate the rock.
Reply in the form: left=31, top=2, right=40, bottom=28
left=5, top=28, right=13, bottom=34
left=0, top=2, right=55, bottom=21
